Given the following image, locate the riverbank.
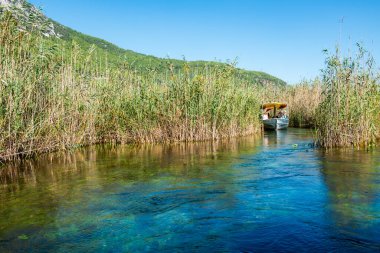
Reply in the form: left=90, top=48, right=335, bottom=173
left=1, top=15, right=264, bottom=162
left=1, top=15, right=379, bottom=162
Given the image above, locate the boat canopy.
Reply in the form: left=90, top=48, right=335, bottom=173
left=261, top=102, right=287, bottom=110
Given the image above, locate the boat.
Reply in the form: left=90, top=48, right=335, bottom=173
left=261, top=102, right=289, bottom=130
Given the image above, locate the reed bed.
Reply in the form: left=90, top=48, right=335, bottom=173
left=315, top=47, right=380, bottom=148
left=259, top=46, right=380, bottom=149
left=0, top=14, right=262, bottom=161
left=285, top=80, right=322, bottom=128
left=1, top=12, right=379, bottom=162
left=257, top=79, right=322, bottom=128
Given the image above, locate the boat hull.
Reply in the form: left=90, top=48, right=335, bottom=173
left=263, top=118, right=289, bottom=130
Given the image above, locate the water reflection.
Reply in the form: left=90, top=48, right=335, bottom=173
left=1, top=137, right=261, bottom=190
left=262, top=128, right=313, bottom=148
left=0, top=137, right=262, bottom=248
left=0, top=129, right=380, bottom=252
left=318, top=148, right=380, bottom=248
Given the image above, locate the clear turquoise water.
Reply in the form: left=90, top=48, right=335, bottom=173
left=1, top=128, right=380, bottom=252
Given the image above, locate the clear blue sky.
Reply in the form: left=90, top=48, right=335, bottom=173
left=29, top=0, right=380, bottom=84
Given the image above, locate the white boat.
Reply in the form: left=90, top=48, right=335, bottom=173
left=262, top=117, right=289, bottom=130
left=262, top=102, right=289, bottom=130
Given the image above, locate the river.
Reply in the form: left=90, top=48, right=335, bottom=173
left=0, top=128, right=380, bottom=252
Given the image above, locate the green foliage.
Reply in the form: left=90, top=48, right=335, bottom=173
left=315, top=46, right=380, bottom=148
left=255, top=79, right=322, bottom=128
left=3, top=2, right=378, bottom=161
left=50, top=20, right=286, bottom=86
left=0, top=15, right=262, bottom=161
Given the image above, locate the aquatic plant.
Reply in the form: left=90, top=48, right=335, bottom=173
left=315, top=45, right=380, bottom=148
left=0, top=14, right=262, bottom=161
left=2, top=10, right=379, bottom=161
left=257, top=80, right=322, bottom=128
left=285, top=80, right=322, bottom=128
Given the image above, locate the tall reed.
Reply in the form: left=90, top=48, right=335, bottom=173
left=315, top=46, right=380, bottom=148
left=286, top=80, right=322, bottom=127
left=257, top=80, right=322, bottom=128
left=3, top=10, right=378, bottom=162
left=0, top=13, right=262, bottom=161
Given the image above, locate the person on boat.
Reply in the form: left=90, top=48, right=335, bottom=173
left=262, top=108, right=271, bottom=119
left=282, top=110, right=287, bottom=118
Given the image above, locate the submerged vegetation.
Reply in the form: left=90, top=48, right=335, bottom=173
left=1, top=8, right=380, bottom=162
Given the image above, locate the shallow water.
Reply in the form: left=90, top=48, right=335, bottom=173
left=1, top=128, right=380, bottom=252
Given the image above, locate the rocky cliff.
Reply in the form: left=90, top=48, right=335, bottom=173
left=0, top=0, right=59, bottom=37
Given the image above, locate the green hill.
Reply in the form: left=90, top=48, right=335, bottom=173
left=0, top=0, right=286, bottom=86
left=0, top=0, right=287, bottom=160
left=52, top=20, right=286, bottom=86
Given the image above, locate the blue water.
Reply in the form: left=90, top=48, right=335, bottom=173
left=1, top=128, right=380, bottom=252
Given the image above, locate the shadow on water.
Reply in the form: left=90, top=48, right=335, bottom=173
left=0, top=128, right=380, bottom=252
left=317, top=148, right=380, bottom=250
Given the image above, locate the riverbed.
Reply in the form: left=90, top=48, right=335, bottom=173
left=1, top=128, right=380, bottom=252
